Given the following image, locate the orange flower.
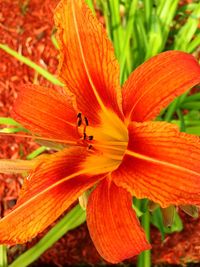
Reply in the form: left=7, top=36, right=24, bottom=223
left=1, top=0, right=200, bottom=263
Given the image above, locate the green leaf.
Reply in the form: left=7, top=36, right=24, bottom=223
left=119, top=0, right=138, bottom=83
left=145, top=12, right=163, bottom=59
left=173, top=2, right=200, bottom=51
left=184, top=110, right=200, bottom=121
left=0, top=118, right=28, bottom=134
left=98, top=0, right=112, bottom=39
left=0, top=118, right=21, bottom=127
left=26, top=146, right=47, bottom=160
left=164, top=211, right=183, bottom=234
left=151, top=207, right=183, bottom=240
left=108, top=0, right=124, bottom=59
left=151, top=207, right=165, bottom=240
left=0, top=44, right=63, bottom=86
left=182, top=92, right=200, bottom=103
left=132, top=204, right=143, bottom=217
left=180, top=101, right=200, bottom=110
left=186, top=126, right=200, bottom=136
left=0, top=127, right=28, bottom=133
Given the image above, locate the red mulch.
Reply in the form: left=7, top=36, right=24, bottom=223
left=0, top=0, right=200, bottom=266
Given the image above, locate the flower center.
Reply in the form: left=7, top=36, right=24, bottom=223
left=77, top=110, right=128, bottom=172
left=76, top=112, right=95, bottom=150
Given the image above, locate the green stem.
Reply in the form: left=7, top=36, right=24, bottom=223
left=9, top=205, right=86, bottom=267
left=0, top=245, right=7, bottom=267
left=137, top=210, right=151, bottom=267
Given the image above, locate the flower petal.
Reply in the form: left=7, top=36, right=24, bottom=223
left=87, top=178, right=150, bottom=263
left=0, top=147, right=104, bottom=244
left=12, top=84, right=79, bottom=141
left=112, top=121, right=200, bottom=207
left=122, top=51, right=200, bottom=122
left=54, top=0, right=123, bottom=125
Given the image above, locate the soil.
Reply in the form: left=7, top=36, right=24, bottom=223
left=0, top=0, right=200, bottom=266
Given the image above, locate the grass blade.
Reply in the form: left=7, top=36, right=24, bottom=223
left=0, top=118, right=21, bottom=127
left=108, top=0, right=123, bottom=59
left=26, top=146, right=47, bottom=160
left=174, top=3, right=200, bottom=51
left=0, top=44, right=63, bottom=86
left=119, top=0, right=138, bottom=83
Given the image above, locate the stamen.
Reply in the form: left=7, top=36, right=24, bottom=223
left=83, top=132, right=87, bottom=140
left=77, top=114, right=94, bottom=145
left=77, top=113, right=82, bottom=127
left=84, top=117, right=89, bottom=126
left=77, top=118, right=82, bottom=127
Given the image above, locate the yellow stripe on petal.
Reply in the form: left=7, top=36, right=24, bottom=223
left=112, top=121, right=200, bottom=208
left=81, top=154, right=119, bottom=175
left=54, top=0, right=123, bottom=126
left=0, top=147, right=104, bottom=244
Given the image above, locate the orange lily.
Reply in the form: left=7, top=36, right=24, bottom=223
left=1, top=0, right=200, bottom=263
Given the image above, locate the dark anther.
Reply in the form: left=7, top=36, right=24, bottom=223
left=88, top=135, right=93, bottom=140
left=83, top=132, right=87, bottom=140
left=77, top=118, right=82, bottom=127
left=77, top=113, right=82, bottom=127
left=88, top=145, right=93, bottom=150
left=84, top=117, right=89, bottom=126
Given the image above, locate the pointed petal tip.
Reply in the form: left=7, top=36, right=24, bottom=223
left=87, top=179, right=151, bottom=263
left=0, top=147, right=105, bottom=245
left=113, top=121, right=200, bottom=208
left=123, top=50, right=200, bottom=123
left=54, top=0, right=123, bottom=125
left=12, top=84, right=78, bottom=141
